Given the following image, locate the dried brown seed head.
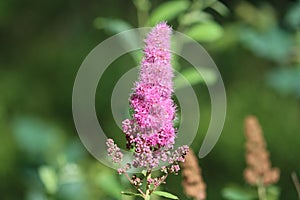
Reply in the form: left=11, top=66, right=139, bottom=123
left=181, top=149, right=206, bottom=200
left=244, top=116, right=280, bottom=186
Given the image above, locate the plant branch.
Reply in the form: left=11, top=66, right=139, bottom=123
left=123, top=171, right=146, bottom=197
left=292, top=172, right=300, bottom=200
left=151, top=173, right=169, bottom=193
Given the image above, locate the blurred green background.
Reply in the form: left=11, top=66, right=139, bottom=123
left=1, top=0, right=300, bottom=199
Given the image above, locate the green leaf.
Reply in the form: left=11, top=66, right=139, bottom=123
left=209, top=1, right=229, bottom=16
left=202, top=0, right=218, bottom=8
left=174, top=68, right=203, bottom=88
left=152, top=191, right=179, bottom=199
left=179, top=11, right=212, bottom=26
left=185, top=21, right=223, bottom=42
left=142, top=170, right=147, bottom=177
left=121, top=191, right=144, bottom=197
left=38, top=166, right=58, bottom=194
left=96, top=172, right=123, bottom=199
left=285, top=1, right=300, bottom=29
left=266, top=67, right=300, bottom=97
left=266, top=185, right=280, bottom=200
left=222, top=186, right=257, bottom=200
left=93, top=17, right=140, bottom=64
left=174, top=68, right=217, bottom=89
left=239, top=26, right=292, bottom=62
left=149, top=1, right=190, bottom=25
left=12, top=117, right=63, bottom=157
left=93, top=17, right=132, bottom=34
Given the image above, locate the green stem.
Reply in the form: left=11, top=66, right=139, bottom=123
left=145, top=193, right=150, bottom=200
left=123, top=171, right=145, bottom=197
left=132, top=0, right=150, bottom=26
left=145, top=171, right=152, bottom=200
left=257, top=179, right=267, bottom=200
left=137, top=8, right=148, bottom=27
left=152, top=174, right=168, bottom=192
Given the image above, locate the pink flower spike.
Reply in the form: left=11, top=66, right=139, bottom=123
left=118, top=22, right=187, bottom=170
left=128, top=22, right=176, bottom=147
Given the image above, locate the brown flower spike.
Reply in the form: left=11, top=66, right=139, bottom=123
left=181, top=149, right=206, bottom=200
left=244, top=116, right=280, bottom=186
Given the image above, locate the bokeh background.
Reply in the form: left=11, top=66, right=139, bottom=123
left=1, top=0, right=300, bottom=199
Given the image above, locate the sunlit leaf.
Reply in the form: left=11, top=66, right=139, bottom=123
left=239, top=26, right=292, bottom=62
left=222, top=185, right=257, bottom=200
left=60, top=163, right=82, bottom=184
left=152, top=191, right=179, bottom=199
left=174, top=68, right=217, bottom=89
left=266, top=185, right=280, bottom=200
left=179, top=11, right=212, bottom=25
left=121, top=191, right=143, bottom=197
left=38, top=166, right=58, bottom=194
left=185, top=21, right=223, bottom=42
left=210, top=1, right=230, bottom=16
left=149, top=1, right=190, bottom=25
left=142, top=170, right=147, bottom=177
left=94, top=17, right=132, bottom=34
left=201, top=0, right=218, bottom=8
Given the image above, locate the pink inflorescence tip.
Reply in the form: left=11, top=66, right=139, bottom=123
left=121, top=22, right=178, bottom=169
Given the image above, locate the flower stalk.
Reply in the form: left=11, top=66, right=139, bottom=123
left=257, top=178, right=267, bottom=200
left=243, top=116, right=280, bottom=200
left=145, top=171, right=152, bottom=200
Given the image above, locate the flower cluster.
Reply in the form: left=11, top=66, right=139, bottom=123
left=243, top=116, right=280, bottom=186
left=105, top=22, right=189, bottom=199
left=109, top=22, right=188, bottom=170
left=106, top=139, right=123, bottom=163
left=123, top=23, right=175, bottom=153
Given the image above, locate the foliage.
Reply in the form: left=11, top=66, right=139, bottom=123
left=235, top=0, right=300, bottom=98
left=0, top=0, right=300, bottom=200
